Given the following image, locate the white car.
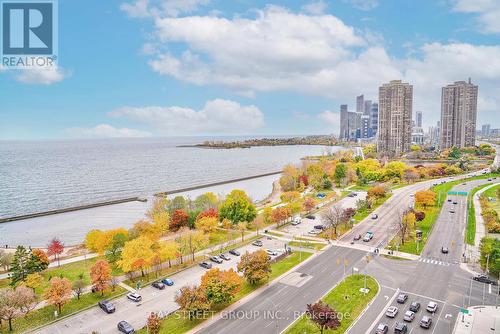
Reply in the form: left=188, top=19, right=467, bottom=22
left=126, top=292, right=142, bottom=302
left=426, top=301, right=438, bottom=313
left=266, top=249, right=278, bottom=256
left=403, top=310, right=415, bottom=322
left=385, top=306, right=398, bottom=318
left=308, top=229, right=321, bottom=235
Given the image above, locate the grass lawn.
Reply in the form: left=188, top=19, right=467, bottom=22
left=7, top=287, right=125, bottom=334
left=136, top=251, right=313, bottom=334
left=351, top=194, right=392, bottom=224
left=482, top=184, right=500, bottom=214
left=288, top=241, right=326, bottom=251
left=284, top=274, right=378, bottom=334
left=466, top=183, right=493, bottom=245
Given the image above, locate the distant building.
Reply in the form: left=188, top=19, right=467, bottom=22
left=377, top=80, right=413, bottom=156
left=360, top=115, right=371, bottom=139
left=356, top=95, right=364, bottom=114
left=427, top=124, right=440, bottom=147
left=412, top=127, right=425, bottom=145
left=482, top=124, right=491, bottom=138
left=440, top=79, right=478, bottom=149
left=339, top=104, right=349, bottom=140
left=416, top=111, right=423, bottom=128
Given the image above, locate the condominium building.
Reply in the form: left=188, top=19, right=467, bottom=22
left=370, top=102, right=379, bottom=137
left=440, top=79, right=478, bottom=149
left=416, top=111, right=423, bottom=128
left=339, top=104, right=349, bottom=140
left=481, top=124, right=491, bottom=138
left=356, top=95, right=364, bottom=114
left=377, top=80, right=413, bottom=156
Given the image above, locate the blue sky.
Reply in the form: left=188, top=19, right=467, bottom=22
left=1, top=0, right=499, bottom=140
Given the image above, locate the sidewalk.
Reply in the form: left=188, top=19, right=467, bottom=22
left=453, top=305, right=500, bottom=334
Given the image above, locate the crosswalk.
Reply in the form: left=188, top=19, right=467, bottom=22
left=418, top=258, right=452, bottom=266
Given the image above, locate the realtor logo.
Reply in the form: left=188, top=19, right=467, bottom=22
left=1, top=0, right=58, bottom=68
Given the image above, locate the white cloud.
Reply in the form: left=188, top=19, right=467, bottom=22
left=109, top=99, right=264, bottom=135
left=121, top=0, right=210, bottom=18
left=318, top=110, right=340, bottom=126
left=15, top=66, right=69, bottom=85
left=65, top=124, right=152, bottom=138
left=453, top=0, right=500, bottom=33
left=344, top=0, right=379, bottom=11
left=301, top=1, right=328, bottom=15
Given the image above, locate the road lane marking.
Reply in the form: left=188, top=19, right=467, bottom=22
left=364, top=288, right=399, bottom=334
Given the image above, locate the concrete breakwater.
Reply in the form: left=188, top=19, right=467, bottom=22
left=1, top=170, right=283, bottom=224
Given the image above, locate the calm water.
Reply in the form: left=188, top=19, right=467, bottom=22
left=0, top=137, right=339, bottom=246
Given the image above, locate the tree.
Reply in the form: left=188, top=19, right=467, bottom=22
left=196, top=208, right=219, bottom=221
left=182, top=230, right=209, bottom=261
left=90, top=260, right=112, bottom=295
left=0, top=251, right=13, bottom=272
left=334, top=163, right=347, bottom=186
left=44, top=277, right=72, bottom=314
left=47, top=238, right=64, bottom=266
left=395, top=210, right=415, bottom=245
left=118, top=236, right=154, bottom=278
left=31, top=249, right=49, bottom=269
left=194, top=193, right=218, bottom=211
left=85, top=229, right=103, bottom=252
left=147, top=312, right=162, bottom=334
left=200, top=268, right=243, bottom=306
left=195, top=216, right=218, bottom=233
left=270, top=206, right=292, bottom=227
left=342, top=208, right=356, bottom=224
left=280, top=191, right=301, bottom=203
left=303, top=197, right=316, bottom=213
left=170, top=210, right=190, bottom=231
left=129, top=220, right=161, bottom=240
left=25, top=273, right=43, bottom=293
left=146, top=197, right=170, bottom=236
left=251, top=216, right=265, bottom=236
left=0, top=288, right=19, bottom=332
left=236, top=222, right=247, bottom=242
left=367, top=185, right=387, bottom=201
left=175, top=285, right=210, bottom=320
left=322, top=204, right=344, bottom=238
left=219, top=190, right=257, bottom=225
left=16, top=285, right=37, bottom=315
left=159, top=240, right=179, bottom=268
left=237, top=250, right=271, bottom=285
left=448, top=146, right=461, bottom=159
left=384, top=161, right=407, bottom=180
left=9, top=246, right=40, bottom=285
left=107, top=231, right=129, bottom=263
left=415, top=190, right=436, bottom=208
left=306, top=301, right=341, bottom=334
left=72, top=279, right=85, bottom=300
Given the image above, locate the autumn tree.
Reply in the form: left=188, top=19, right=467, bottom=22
left=129, top=220, right=161, bottom=240
left=31, top=249, right=49, bottom=269
left=0, top=288, right=19, bottom=331
left=72, top=279, right=85, bottom=300
left=147, top=312, right=162, bottom=334
left=25, top=272, right=43, bottom=293
left=44, top=277, right=72, bottom=314
left=146, top=197, right=170, bottom=236
left=219, top=190, right=257, bottom=225
left=271, top=206, right=292, bottom=227
left=251, top=216, right=265, bottom=236
left=170, top=210, right=190, bottom=231
left=237, top=250, right=271, bottom=285
left=175, top=285, right=210, bottom=320
left=194, top=192, right=218, bottom=211
left=415, top=190, right=436, bottom=208
left=0, top=251, right=13, bottom=272
left=10, top=246, right=47, bottom=285
left=306, top=301, right=341, bottom=334
left=118, top=236, right=154, bottom=278
left=200, top=268, right=243, bottom=306
left=47, top=238, right=64, bottom=266
left=321, top=204, right=344, bottom=238
left=16, top=285, right=37, bottom=315
left=280, top=191, right=301, bottom=203
left=182, top=230, right=209, bottom=261
left=195, top=216, right=218, bottom=233
left=159, top=240, right=179, bottom=268
left=169, top=196, right=188, bottom=212
left=303, top=197, right=316, bottom=213
left=236, top=222, right=247, bottom=242
left=342, top=208, right=356, bottom=223
left=367, top=185, right=387, bottom=201
left=196, top=208, right=219, bottom=221
left=90, top=260, right=112, bottom=295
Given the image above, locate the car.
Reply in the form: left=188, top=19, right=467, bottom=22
left=394, top=322, right=408, bottom=334
left=291, top=219, right=301, bottom=226
left=403, top=310, right=415, bottom=322
left=420, top=315, right=433, bottom=329
left=266, top=249, right=278, bottom=256
left=409, top=301, right=421, bottom=312
left=252, top=240, right=263, bottom=247
left=219, top=253, right=231, bottom=261
left=385, top=306, right=398, bottom=318
left=449, top=210, right=455, bottom=213
left=354, top=234, right=361, bottom=241
left=488, top=178, right=492, bottom=181
left=306, top=214, right=316, bottom=219
left=348, top=192, right=357, bottom=197
left=152, top=281, right=165, bottom=290
left=308, top=229, right=321, bottom=235
left=462, top=183, right=467, bottom=185
left=363, top=231, right=374, bottom=242
left=397, top=293, right=408, bottom=304
left=447, top=198, right=452, bottom=202
left=199, top=261, right=212, bottom=269
left=375, top=323, right=389, bottom=334
left=453, top=201, right=458, bottom=204
left=371, top=214, right=378, bottom=219
left=117, top=320, right=135, bottom=334
left=441, top=246, right=449, bottom=254
left=229, top=249, right=240, bottom=256
left=161, top=278, right=174, bottom=286
left=209, top=256, right=223, bottom=264
left=426, top=301, right=438, bottom=313
left=98, top=300, right=115, bottom=314
left=126, top=292, right=142, bottom=303
left=473, top=274, right=498, bottom=285
left=314, top=225, right=325, bottom=230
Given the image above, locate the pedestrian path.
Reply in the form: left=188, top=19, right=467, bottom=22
left=418, top=257, right=455, bottom=267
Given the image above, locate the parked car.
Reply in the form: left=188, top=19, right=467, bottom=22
left=403, top=310, right=415, bottom=322
left=306, top=214, right=316, bottom=219
left=397, top=293, right=408, bottom=304
left=152, top=281, right=165, bottom=290
left=308, top=229, right=321, bottom=235
left=354, top=234, right=361, bottom=241
left=363, top=231, right=374, bottom=242
left=291, top=219, right=301, bottom=226
left=441, top=246, right=449, bottom=254
left=219, top=253, right=230, bottom=261
left=117, top=321, right=135, bottom=334
left=371, top=214, right=378, bottom=219
left=394, top=322, right=408, bottom=334
left=375, top=323, right=388, bottom=334
left=199, top=261, right=212, bottom=269
left=453, top=201, right=458, bottom=204
left=314, top=225, right=325, bottom=230
left=252, top=240, right=263, bottom=247
left=98, top=300, right=115, bottom=314
left=385, top=306, right=398, bottom=318
left=161, top=278, right=174, bottom=286
left=209, top=256, right=223, bottom=264
left=420, top=315, right=432, bottom=329
left=473, top=275, right=498, bottom=285
left=126, top=292, right=142, bottom=303
left=449, top=210, right=455, bottom=213
left=347, top=192, right=357, bottom=197
left=409, top=301, right=421, bottom=312
left=266, top=249, right=278, bottom=256
left=229, top=249, right=240, bottom=256
left=426, top=301, right=438, bottom=313
left=447, top=198, right=452, bottom=202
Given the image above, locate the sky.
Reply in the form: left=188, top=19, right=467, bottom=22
left=1, top=0, right=500, bottom=140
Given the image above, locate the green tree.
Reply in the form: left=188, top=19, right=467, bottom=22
left=334, top=163, right=347, bottom=186
left=219, top=190, right=257, bottom=225
left=9, top=246, right=46, bottom=285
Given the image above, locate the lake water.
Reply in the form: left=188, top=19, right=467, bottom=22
left=0, top=137, right=340, bottom=246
